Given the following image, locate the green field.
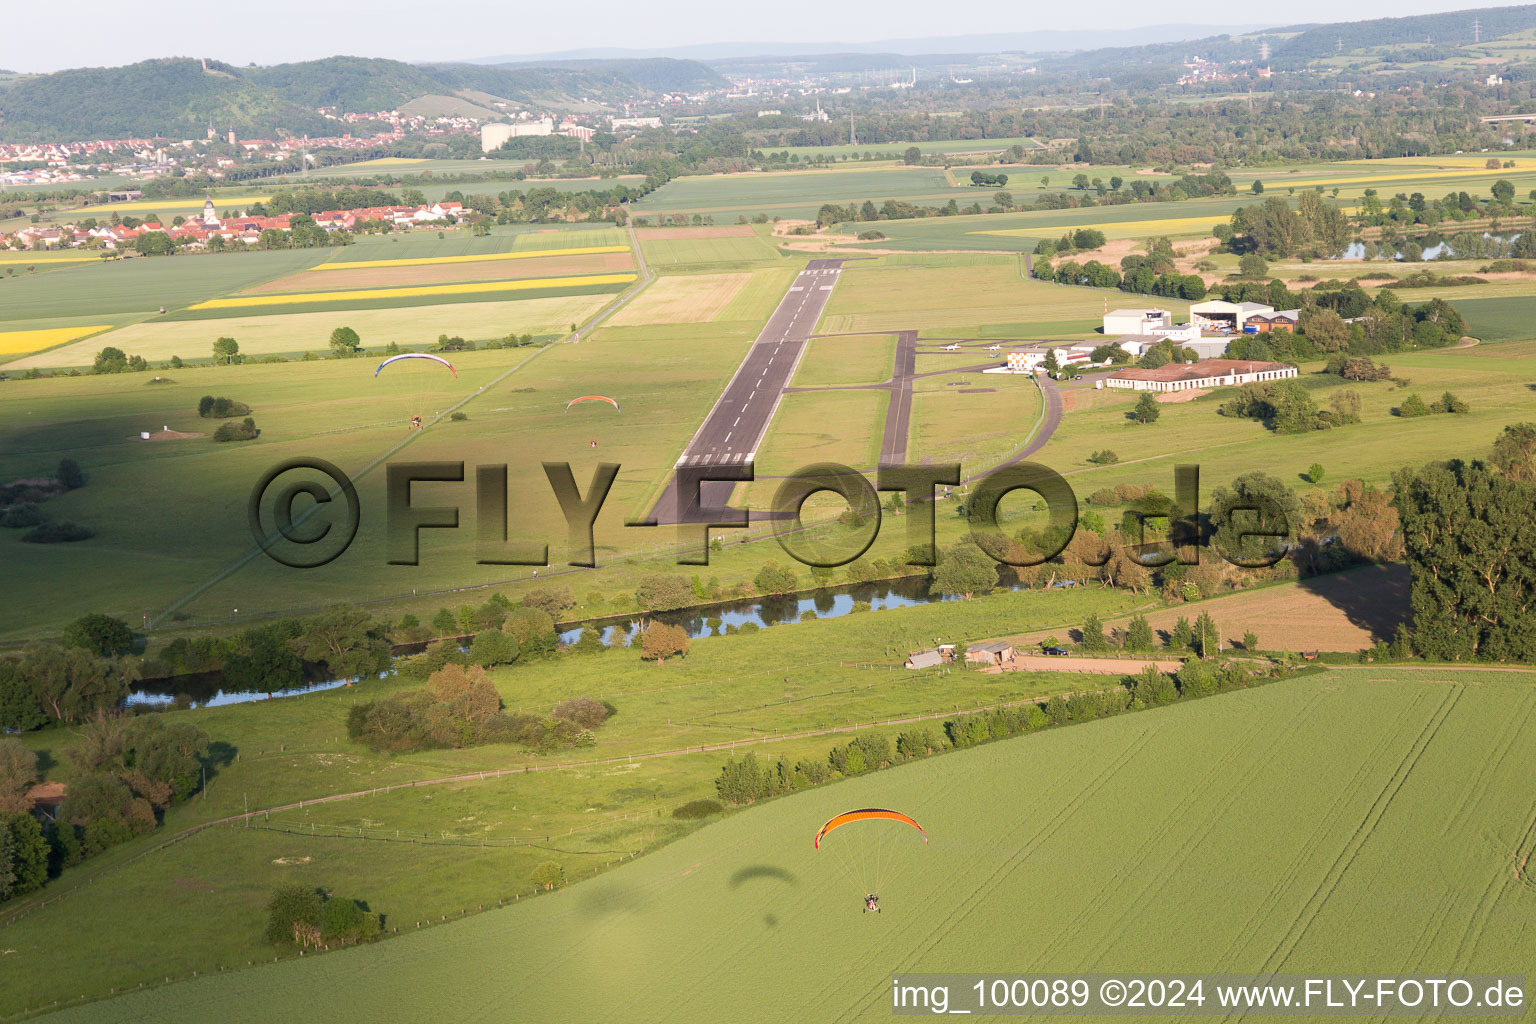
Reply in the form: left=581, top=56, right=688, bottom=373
left=1444, top=296, right=1536, bottom=343
left=7, top=293, right=617, bottom=367
left=37, top=666, right=1536, bottom=1023
left=818, top=257, right=1143, bottom=338
left=0, top=583, right=1155, bottom=1014
left=637, top=230, right=789, bottom=272
left=0, top=249, right=331, bottom=327
left=632, top=166, right=967, bottom=221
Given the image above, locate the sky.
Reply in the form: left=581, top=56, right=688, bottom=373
left=1, top=0, right=1531, bottom=73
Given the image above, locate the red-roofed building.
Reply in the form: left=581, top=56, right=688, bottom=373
left=1102, top=359, right=1297, bottom=393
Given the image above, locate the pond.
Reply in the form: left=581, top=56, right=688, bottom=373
left=1337, top=231, right=1520, bottom=261
left=128, top=572, right=1018, bottom=709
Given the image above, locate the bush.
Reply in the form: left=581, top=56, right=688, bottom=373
left=62, top=614, right=134, bottom=656
left=552, top=697, right=614, bottom=729
left=639, top=623, right=690, bottom=662
left=672, top=799, right=724, bottom=819
left=0, top=503, right=45, bottom=528
left=1087, top=449, right=1119, bottom=465
left=1396, top=393, right=1431, bottom=418
left=198, top=396, right=251, bottom=419
left=467, top=628, right=519, bottom=667
left=532, top=861, right=565, bottom=890
left=56, top=458, right=85, bottom=489
left=320, top=895, right=381, bottom=946
left=449, top=411, right=468, bottom=421
left=212, top=418, right=259, bottom=442
left=22, top=521, right=93, bottom=543
left=265, top=885, right=324, bottom=946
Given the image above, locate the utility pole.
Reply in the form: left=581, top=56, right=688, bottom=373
left=1473, top=18, right=1481, bottom=43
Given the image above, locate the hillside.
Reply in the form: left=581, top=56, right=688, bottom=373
left=0, top=58, right=331, bottom=140
left=39, top=669, right=1536, bottom=1023
left=481, top=57, right=728, bottom=93
left=0, top=55, right=719, bottom=141
left=1272, top=3, right=1536, bottom=69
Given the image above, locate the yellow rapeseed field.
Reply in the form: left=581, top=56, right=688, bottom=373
left=69, top=196, right=272, bottom=215
left=0, top=255, right=103, bottom=265
left=186, top=272, right=638, bottom=310
left=0, top=325, right=112, bottom=355
left=974, top=213, right=1231, bottom=239
left=312, top=245, right=630, bottom=271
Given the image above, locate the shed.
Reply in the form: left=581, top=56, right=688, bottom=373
left=905, top=650, right=943, bottom=670
left=965, top=640, right=1016, bottom=665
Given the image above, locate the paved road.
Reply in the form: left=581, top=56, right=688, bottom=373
left=650, top=258, right=847, bottom=523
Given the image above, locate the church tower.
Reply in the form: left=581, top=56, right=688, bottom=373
left=202, top=198, right=218, bottom=226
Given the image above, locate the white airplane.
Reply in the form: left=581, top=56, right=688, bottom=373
left=986, top=344, right=1001, bottom=352
left=942, top=343, right=961, bottom=351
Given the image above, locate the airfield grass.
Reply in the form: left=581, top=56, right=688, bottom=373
left=33, top=665, right=1536, bottom=1023
left=908, top=373, right=1042, bottom=469
left=1038, top=339, right=1536, bottom=499
left=749, top=389, right=888, bottom=483
left=792, top=333, right=896, bottom=387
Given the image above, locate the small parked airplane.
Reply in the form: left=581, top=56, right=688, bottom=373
left=986, top=344, right=1001, bottom=352
left=942, top=343, right=961, bottom=351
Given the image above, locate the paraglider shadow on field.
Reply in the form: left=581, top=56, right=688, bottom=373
left=730, top=865, right=797, bottom=889
left=731, top=865, right=798, bottom=928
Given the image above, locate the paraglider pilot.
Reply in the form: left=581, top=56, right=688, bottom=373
left=864, top=894, right=879, bottom=913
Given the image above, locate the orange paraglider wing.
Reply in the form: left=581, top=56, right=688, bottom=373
left=564, top=395, right=620, bottom=413
left=814, top=808, right=926, bottom=848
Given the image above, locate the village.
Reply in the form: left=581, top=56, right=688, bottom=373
left=4, top=197, right=471, bottom=251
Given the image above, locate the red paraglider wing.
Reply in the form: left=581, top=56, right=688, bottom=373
left=814, top=809, right=926, bottom=848
left=564, top=395, right=621, bottom=413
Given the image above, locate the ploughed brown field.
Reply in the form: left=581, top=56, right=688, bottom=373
left=238, top=251, right=635, bottom=294
left=1009, top=564, right=1410, bottom=653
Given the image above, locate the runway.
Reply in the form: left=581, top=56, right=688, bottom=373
left=649, top=258, right=847, bottom=524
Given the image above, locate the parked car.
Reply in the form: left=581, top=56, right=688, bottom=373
left=1072, top=374, right=1083, bottom=380
left=1042, top=647, right=1069, bottom=657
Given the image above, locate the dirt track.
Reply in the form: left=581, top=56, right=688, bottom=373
left=993, top=655, right=1184, bottom=675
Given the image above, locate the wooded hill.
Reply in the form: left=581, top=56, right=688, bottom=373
left=0, top=55, right=724, bottom=141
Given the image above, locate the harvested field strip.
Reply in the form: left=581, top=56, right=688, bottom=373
left=243, top=253, right=634, bottom=294
left=186, top=273, right=637, bottom=310
left=0, top=324, right=113, bottom=355
left=606, top=273, right=750, bottom=325
left=309, top=245, right=630, bottom=271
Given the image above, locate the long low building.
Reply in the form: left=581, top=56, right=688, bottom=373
left=1101, top=359, right=1297, bottom=392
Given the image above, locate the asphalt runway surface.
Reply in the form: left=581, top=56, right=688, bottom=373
left=649, top=258, right=847, bottom=524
